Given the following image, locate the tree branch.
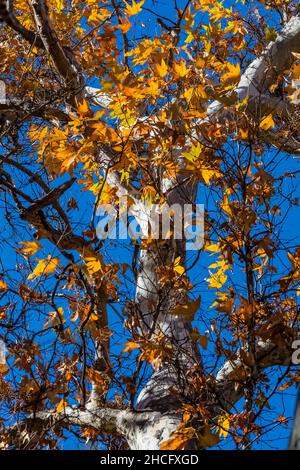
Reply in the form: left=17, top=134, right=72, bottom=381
left=215, top=335, right=294, bottom=411
left=205, top=14, right=300, bottom=154
left=4, top=406, right=181, bottom=450
left=29, top=0, right=84, bottom=107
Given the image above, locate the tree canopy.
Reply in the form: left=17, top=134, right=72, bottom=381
left=0, top=0, right=299, bottom=450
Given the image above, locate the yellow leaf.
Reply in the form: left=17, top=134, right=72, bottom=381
left=124, top=0, right=145, bottom=16
left=44, top=307, right=65, bottom=328
left=196, top=85, right=208, bottom=99
left=205, top=243, right=220, bottom=254
left=207, top=259, right=229, bottom=289
left=0, top=280, right=7, bottom=292
left=222, top=62, right=240, bottom=85
left=27, top=256, right=59, bottom=280
left=84, top=255, right=103, bottom=275
left=174, top=256, right=185, bottom=275
left=154, top=59, right=168, bottom=78
left=182, top=142, right=203, bottom=162
left=220, top=194, right=233, bottom=216
left=218, top=414, right=230, bottom=439
left=142, top=185, right=157, bottom=205
left=54, top=0, right=64, bottom=12
left=19, top=241, right=42, bottom=257
left=56, top=398, right=68, bottom=413
left=200, top=167, right=217, bottom=185
left=182, top=87, right=194, bottom=102
left=259, top=114, right=275, bottom=130
left=173, top=60, right=189, bottom=79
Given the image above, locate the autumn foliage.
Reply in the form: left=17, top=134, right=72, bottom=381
left=0, top=0, right=299, bottom=450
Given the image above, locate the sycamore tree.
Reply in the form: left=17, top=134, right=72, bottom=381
left=0, top=0, right=300, bottom=451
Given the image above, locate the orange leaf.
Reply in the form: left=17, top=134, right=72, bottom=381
left=56, top=398, right=68, bottom=413
left=122, top=341, right=140, bottom=353
left=124, top=0, right=144, bottom=16
left=19, top=241, right=42, bottom=257
left=160, top=427, right=195, bottom=450
left=77, top=100, right=92, bottom=117
left=171, top=297, right=201, bottom=321
left=0, top=280, right=7, bottom=292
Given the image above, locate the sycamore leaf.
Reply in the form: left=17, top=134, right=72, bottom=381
left=0, top=363, right=8, bottom=374
left=191, top=328, right=209, bottom=349
left=171, top=297, right=201, bottom=321
left=217, top=414, right=230, bottom=439
left=174, top=256, right=185, bottom=275
left=142, top=185, right=157, bottom=205
left=238, top=128, right=249, bottom=139
left=198, top=425, right=220, bottom=448
left=154, top=59, right=168, bottom=78
left=67, top=197, right=79, bottom=211
left=44, top=307, right=65, bottom=328
left=265, top=27, right=277, bottom=43
left=173, top=60, right=189, bottom=79
left=182, top=87, right=193, bottom=102
left=56, top=398, right=68, bottom=413
left=77, top=100, right=92, bottom=117
left=122, top=341, right=140, bottom=353
left=19, top=241, right=42, bottom=257
left=222, top=62, right=240, bottom=85
left=124, top=0, right=145, bottom=16
left=86, top=368, right=108, bottom=387
left=182, top=142, right=203, bottom=162
left=117, top=19, right=132, bottom=33
left=220, top=194, right=233, bottom=216
left=53, top=0, right=64, bottom=12
left=207, top=260, right=229, bottom=290
left=205, top=243, right=221, bottom=254
left=160, top=427, right=195, bottom=450
left=84, top=255, right=103, bottom=275
left=207, top=271, right=227, bottom=289
left=200, top=167, right=218, bottom=185
left=0, top=280, right=7, bottom=292
left=28, top=256, right=59, bottom=280
left=259, top=114, right=275, bottom=130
